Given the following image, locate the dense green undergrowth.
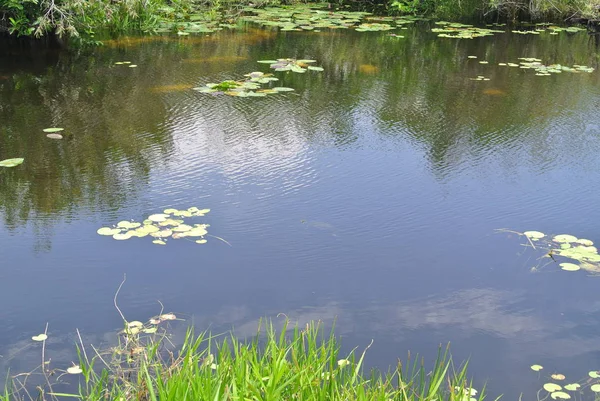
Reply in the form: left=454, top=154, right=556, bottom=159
left=0, top=0, right=598, bottom=43
left=0, top=319, right=486, bottom=401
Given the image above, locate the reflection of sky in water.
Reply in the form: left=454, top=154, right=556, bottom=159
left=1, top=27, right=600, bottom=399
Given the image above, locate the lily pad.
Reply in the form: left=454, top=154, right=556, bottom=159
left=42, top=128, right=64, bottom=133
left=531, top=364, right=543, bottom=371
left=544, top=383, right=562, bottom=392
left=551, top=374, right=566, bottom=381
left=553, top=235, right=579, bottom=243
left=46, top=134, right=63, bottom=139
left=591, top=384, right=600, bottom=392
left=524, top=231, right=545, bottom=239
left=551, top=392, right=570, bottom=399
left=196, top=239, right=208, bottom=244
left=589, top=371, right=600, bottom=378
left=0, top=158, right=24, bottom=168
left=113, top=232, right=132, bottom=240
left=32, top=334, right=48, bottom=342
left=97, top=227, right=122, bottom=236
left=560, top=263, right=580, bottom=271
left=564, top=384, right=580, bottom=391
left=152, top=240, right=166, bottom=245
left=148, top=214, right=170, bottom=222
left=67, top=366, right=83, bottom=374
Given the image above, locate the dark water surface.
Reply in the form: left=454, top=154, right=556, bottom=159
left=1, top=24, right=600, bottom=397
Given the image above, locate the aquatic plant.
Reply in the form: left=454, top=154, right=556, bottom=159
left=0, top=313, right=486, bottom=401
left=194, top=72, right=294, bottom=97
left=97, top=207, right=211, bottom=245
left=528, top=363, right=600, bottom=399
left=0, top=158, right=24, bottom=168
left=500, top=229, right=600, bottom=274
left=432, top=22, right=504, bottom=38
left=258, top=58, right=325, bottom=73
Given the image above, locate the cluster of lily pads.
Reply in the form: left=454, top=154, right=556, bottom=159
left=258, top=58, right=324, bottom=73
left=114, top=61, right=138, bottom=68
left=530, top=364, right=600, bottom=399
left=513, top=24, right=587, bottom=35
left=43, top=127, right=64, bottom=139
left=240, top=5, right=419, bottom=33
left=0, top=158, right=24, bottom=168
left=433, top=22, right=503, bottom=38
left=467, top=57, right=594, bottom=79
left=155, top=7, right=238, bottom=35
left=516, top=230, right=600, bottom=274
left=194, top=71, right=295, bottom=97
left=97, top=207, right=210, bottom=245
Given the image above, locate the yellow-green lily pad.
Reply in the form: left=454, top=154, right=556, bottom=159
left=544, top=383, right=562, bottom=392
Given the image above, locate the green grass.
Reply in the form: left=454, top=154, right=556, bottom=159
left=1, top=319, right=491, bottom=401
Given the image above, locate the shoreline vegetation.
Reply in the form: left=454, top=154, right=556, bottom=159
left=0, top=318, right=485, bottom=401
left=0, top=0, right=598, bottom=45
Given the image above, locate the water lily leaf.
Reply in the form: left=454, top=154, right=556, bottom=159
left=576, top=239, right=594, bottom=246
left=524, top=231, right=545, bottom=239
left=67, top=366, right=82, bottom=374
left=152, top=240, right=166, bottom=245
left=551, top=392, right=570, bottom=399
left=273, top=87, right=295, bottom=92
left=143, top=327, right=157, bottom=334
left=46, top=134, right=63, bottom=139
left=560, top=263, right=580, bottom=271
left=160, top=313, right=176, bottom=320
left=148, top=214, right=169, bottom=222
left=290, top=65, right=306, bottom=73
left=113, top=232, right=132, bottom=240
left=32, top=334, right=48, bottom=342
left=196, top=239, right=208, bottom=244
left=591, top=384, right=600, bottom=392
left=258, top=60, right=279, bottom=63
left=589, top=371, right=600, bottom=378
left=564, top=384, right=580, bottom=391
left=0, top=158, right=24, bottom=167
left=128, top=65, right=138, bottom=68
left=468, top=55, right=478, bottom=59
left=164, top=208, right=178, bottom=214
left=551, top=374, right=566, bottom=381
left=553, top=235, right=578, bottom=243
left=531, top=364, right=543, bottom=371
left=308, top=66, right=324, bottom=71
left=297, top=59, right=317, bottom=63
left=544, top=383, right=562, bottom=392
left=173, top=224, right=193, bottom=232
left=139, top=225, right=160, bottom=233
left=151, top=230, right=173, bottom=238
left=127, top=321, right=144, bottom=328
left=42, top=128, right=64, bottom=133
left=97, top=227, right=122, bottom=236
left=118, top=221, right=140, bottom=229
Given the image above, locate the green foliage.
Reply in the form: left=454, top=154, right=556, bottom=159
left=0, top=319, right=487, bottom=401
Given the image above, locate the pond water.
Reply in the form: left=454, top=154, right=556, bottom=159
left=1, top=22, right=600, bottom=398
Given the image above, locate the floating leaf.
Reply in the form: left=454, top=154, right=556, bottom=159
left=46, top=134, right=63, bottom=139
left=524, top=231, right=545, bottom=239
left=151, top=230, right=173, bottom=238
left=32, top=334, right=48, bottom=342
left=0, top=158, right=24, bottom=168
left=160, top=313, right=176, bottom=320
left=576, top=239, right=594, bottom=246
left=97, top=227, right=121, bottom=236
left=42, top=128, right=64, bottom=133
left=551, top=374, right=566, bottom=381
left=148, top=214, right=169, bottom=222
left=67, top=366, right=82, bottom=374
left=551, top=392, right=570, bottom=399
left=308, top=66, right=324, bottom=71
left=591, top=384, right=600, bottom=392
left=564, top=384, right=580, bottom=391
left=560, top=263, right=580, bottom=271
left=164, top=208, right=178, bottom=214
left=196, top=239, right=208, bottom=244
left=152, top=240, right=166, bottom=245
left=273, top=87, right=295, bottom=92
left=544, top=383, right=562, bottom=392
left=257, top=60, right=279, bottom=64
left=172, top=224, right=192, bottom=232
left=113, top=232, right=132, bottom=240
left=553, top=235, right=578, bottom=243
left=589, top=371, right=600, bottom=378
left=143, top=327, right=157, bottom=334
left=531, top=364, right=543, bottom=371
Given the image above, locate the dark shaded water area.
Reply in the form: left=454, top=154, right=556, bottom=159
left=2, top=23, right=600, bottom=398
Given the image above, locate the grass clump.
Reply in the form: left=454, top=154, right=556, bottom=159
left=1, top=318, right=489, bottom=401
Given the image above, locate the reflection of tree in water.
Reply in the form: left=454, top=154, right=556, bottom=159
left=1, top=26, right=599, bottom=236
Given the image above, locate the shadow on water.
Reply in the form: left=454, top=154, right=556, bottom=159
left=1, top=23, right=600, bottom=398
